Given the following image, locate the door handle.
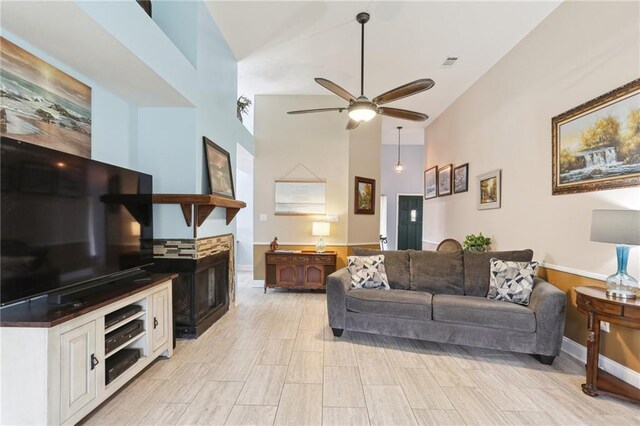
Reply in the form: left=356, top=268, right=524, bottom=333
left=90, top=354, right=99, bottom=370
left=154, top=317, right=159, bottom=329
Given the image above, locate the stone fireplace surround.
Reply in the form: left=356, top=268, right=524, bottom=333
left=152, top=234, right=236, bottom=338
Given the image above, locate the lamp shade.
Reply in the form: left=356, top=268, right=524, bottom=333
left=312, top=222, right=330, bottom=237
left=590, top=210, right=640, bottom=245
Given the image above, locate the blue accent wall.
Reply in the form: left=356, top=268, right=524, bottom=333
left=1, top=1, right=254, bottom=240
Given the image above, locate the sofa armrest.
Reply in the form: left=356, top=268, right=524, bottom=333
left=327, top=268, right=352, bottom=329
left=529, top=277, right=567, bottom=356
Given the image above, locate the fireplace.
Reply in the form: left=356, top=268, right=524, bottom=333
left=152, top=250, right=229, bottom=338
left=151, top=235, right=235, bottom=339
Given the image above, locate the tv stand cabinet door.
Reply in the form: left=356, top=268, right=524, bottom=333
left=60, top=320, right=98, bottom=423
left=151, top=288, right=170, bottom=352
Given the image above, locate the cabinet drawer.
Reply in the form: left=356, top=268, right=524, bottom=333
left=267, top=254, right=290, bottom=263
left=623, top=306, right=640, bottom=321
left=291, top=256, right=311, bottom=263
left=311, top=256, right=335, bottom=265
left=578, top=294, right=623, bottom=316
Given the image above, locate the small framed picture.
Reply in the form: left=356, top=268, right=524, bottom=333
left=424, top=166, right=438, bottom=199
left=355, top=176, right=375, bottom=215
left=203, top=137, right=235, bottom=199
left=437, top=164, right=453, bottom=196
left=477, top=169, right=501, bottom=210
left=454, top=163, right=469, bottom=193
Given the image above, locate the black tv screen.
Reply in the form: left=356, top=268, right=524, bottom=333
left=1, top=137, right=153, bottom=306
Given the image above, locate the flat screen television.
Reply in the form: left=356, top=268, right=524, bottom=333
left=1, top=137, right=153, bottom=306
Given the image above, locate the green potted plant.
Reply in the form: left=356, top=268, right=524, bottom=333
left=463, top=233, right=492, bottom=252
left=236, top=96, right=252, bottom=123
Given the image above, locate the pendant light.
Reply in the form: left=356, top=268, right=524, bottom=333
left=394, top=126, right=404, bottom=173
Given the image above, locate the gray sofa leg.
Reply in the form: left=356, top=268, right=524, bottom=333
left=331, top=328, right=344, bottom=337
left=538, top=355, right=555, bottom=365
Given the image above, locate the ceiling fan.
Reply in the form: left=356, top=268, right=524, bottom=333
left=288, top=12, right=435, bottom=130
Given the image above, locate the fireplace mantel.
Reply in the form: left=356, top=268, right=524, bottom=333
left=152, top=194, right=246, bottom=238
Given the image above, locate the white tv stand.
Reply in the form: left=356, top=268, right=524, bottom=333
left=0, top=274, right=176, bottom=425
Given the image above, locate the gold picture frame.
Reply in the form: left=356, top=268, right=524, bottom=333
left=552, top=79, right=640, bottom=195
left=477, top=169, right=501, bottom=210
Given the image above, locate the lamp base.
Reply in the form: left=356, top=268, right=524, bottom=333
left=605, top=245, right=638, bottom=300
left=315, top=237, right=326, bottom=253
left=605, top=272, right=638, bottom=300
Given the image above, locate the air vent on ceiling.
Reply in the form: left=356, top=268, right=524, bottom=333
left=441, top=57, right=458, bottom=68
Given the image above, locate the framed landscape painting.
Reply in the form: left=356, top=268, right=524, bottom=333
left=454, top=163, right=469, bottom=193
left=275, top=181, right=326, bottom=215
left=552, top=79, right=640, bottom=195
left=438, top=164, right=452, bottom=196
left=354, top=176, right=375, bottom=215
left=0, top=37, right=92, bottom=158
left=477, top=169, right=501, bottom=210
left=424, top=166, right=438, bottom=199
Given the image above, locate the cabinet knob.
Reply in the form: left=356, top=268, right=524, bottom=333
left=154, top=317, right=159, bottom=329
left=90, top=353, right=99, bottom=370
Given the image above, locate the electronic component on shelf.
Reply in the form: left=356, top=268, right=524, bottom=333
left=105, top=305, right=143, bottom=329
left=105, top=320, right=144, bottom=354
left=105, top=349, right=140, bottom=385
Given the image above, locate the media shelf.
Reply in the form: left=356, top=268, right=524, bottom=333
left=105, top=331, right=147, bottom=359
left=104, top=310, right=146, bottom=334
left=0, top=274, right=175, bottom=426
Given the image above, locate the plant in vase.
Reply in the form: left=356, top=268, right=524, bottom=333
left=237, top=96, right=252, bottom=123
left=463, top=233, right=491, bottom=252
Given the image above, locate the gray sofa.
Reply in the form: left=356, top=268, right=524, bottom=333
left=327, top=248, right=567, bottom=364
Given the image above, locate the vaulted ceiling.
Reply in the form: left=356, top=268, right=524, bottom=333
left=207, top=1, right=560, bottom=144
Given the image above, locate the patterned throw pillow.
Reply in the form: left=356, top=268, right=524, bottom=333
left=347, top=255, right=390, bottom=290
left=487, top=258, right=539, bottom=305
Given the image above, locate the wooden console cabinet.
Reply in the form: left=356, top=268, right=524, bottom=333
left=265, top=251, right=337, bottom=292
left=0, top=274, right=176, bottom=425
left=575, top=286, right=640, bottom=403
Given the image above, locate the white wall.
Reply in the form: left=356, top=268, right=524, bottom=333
left=236, top=143, right=254, bottom=269
left=381, top=144, right=424, bottom=250
left=423, top=0, right=640, bottom=278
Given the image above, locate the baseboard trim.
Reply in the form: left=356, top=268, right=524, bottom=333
left=561, top=336, right=639, bottom=388
left=540, top=262, right=607, bottom=282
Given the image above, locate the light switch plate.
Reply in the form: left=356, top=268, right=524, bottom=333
left=600, top=321, right=610, bottom=333
left=259, top=214, right=268, bottom=222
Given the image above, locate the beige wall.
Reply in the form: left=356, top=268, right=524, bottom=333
left=348, top=117, right=382, bottom=244
left=254, top=95, right=349, bottom=247
left=423, top=1, right=640, bottom=278
left=253, top=95, right=383, bottom=277
left=423, top=1, right=640, bottom=372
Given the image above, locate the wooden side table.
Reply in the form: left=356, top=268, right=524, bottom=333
left=264, top=251, right=337, bottom=293
left=574, top=286, right=640, bottom=403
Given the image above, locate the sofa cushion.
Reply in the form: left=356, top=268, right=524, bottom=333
left=409, top=250, right=464, bottom=295
left=432, top=294, right=536, bottom=332
left=463, top=249, right=534, bottom=297
left=346, top=288, right=432, bottom=321
left=352, top=248, right=411, bottom=290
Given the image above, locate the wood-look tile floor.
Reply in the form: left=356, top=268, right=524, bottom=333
left=83, top=272, right=640, bottom=425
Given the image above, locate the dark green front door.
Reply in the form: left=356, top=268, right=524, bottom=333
left=397, top=195, right=423, bottom=250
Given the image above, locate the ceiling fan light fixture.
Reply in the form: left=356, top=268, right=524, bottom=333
left=348, top=107, right=376, bottom=122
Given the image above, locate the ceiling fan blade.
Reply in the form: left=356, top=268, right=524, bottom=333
left=378, top=107, right=429, bottom=122
left=372, top=79, right=435, bottom=106
left=346, top=119, right=360, bottom=130
left=315, top=78, right=357, bottom=103
left=287, top=107, right=346, bottom=115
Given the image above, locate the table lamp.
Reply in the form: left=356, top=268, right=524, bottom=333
left=312, top=222, right=330, bottom=253
left=590, top=209, right=640, bottom=299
